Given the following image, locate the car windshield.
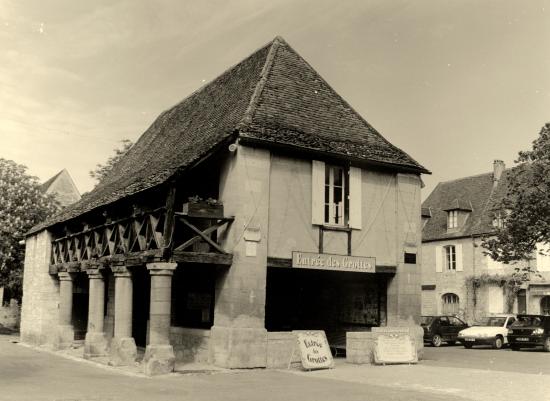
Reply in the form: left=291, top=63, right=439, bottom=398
left=421, top=316, right=434, bottom=325
left=478, top=317, right=507, bottom=327
left=512, top=316, right=542, bottom=327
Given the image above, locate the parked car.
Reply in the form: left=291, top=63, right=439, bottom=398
left=507, top=314, right=550, bottom=352
left=457, top=314, right=516, bottom=349
left=421, top=315, right=468, bottom=347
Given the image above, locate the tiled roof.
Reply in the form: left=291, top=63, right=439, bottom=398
left=30, top=36, right=428, bottom=234
left=422, top=168, right=514, bottom=242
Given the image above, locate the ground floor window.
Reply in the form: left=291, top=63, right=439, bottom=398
left=265, top=268, right=387, bottom=339
left=171, top=265, right=216, bottom=329
left=441, top=293, right=459, bottom=315
left=541, top=296, right=550, bottom=315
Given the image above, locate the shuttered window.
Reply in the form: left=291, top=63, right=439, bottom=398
left=311, top=160, right=362, bottom=229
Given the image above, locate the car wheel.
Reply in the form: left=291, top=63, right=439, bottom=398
left=432, top=334, right=442, bottom=347
left=492, top=336, right=503, bottom=350
left=511, top=345, right=520, bottom=351
left=447, top=341, right=456, bottom=346
left=464, top=343, right=473, bottom=349
left=544, top=337, right=550, bottom=352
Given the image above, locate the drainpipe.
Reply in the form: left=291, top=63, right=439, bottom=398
left=471, top=235, right=477, bottom=323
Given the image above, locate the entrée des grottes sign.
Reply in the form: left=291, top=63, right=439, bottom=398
left=292, top=251, right=376, bottom=273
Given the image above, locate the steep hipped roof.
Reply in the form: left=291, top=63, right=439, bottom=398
left=31, top=36, right=427, bottom=234
left=41, top=169, right=81, bottom=208
left=422, top=167, right=513, bottom=242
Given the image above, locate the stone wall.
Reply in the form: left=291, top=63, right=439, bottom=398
left=170, top=326, right=210, bottom=363
left=20, top=230, right=60, bottom=345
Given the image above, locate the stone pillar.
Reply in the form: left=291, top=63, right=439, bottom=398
left=109, top=266, right=137, bottom=366
left=211, top=146, right=270, bottom=368
left=142, top=262, right=177, bottom=375
left=53, top=271, right=75, bottom=350
left=84, top=269, right=108, bottom=358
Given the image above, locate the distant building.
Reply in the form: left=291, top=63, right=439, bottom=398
left=421, top=160, right=550, bottom=323
left=41, top=169, right=81, bottom=208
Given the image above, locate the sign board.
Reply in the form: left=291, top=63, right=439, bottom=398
left=374, top=333, right=418, bottom=365
left=530, top=289, right=550, bottom=296
left=295, top=331, right=334, bottom=370
left=292, top=251, right=375, bottom=273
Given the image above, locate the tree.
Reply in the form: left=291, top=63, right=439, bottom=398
left=89, top=139, right=133, bottom=186
left=483, top=123, right=550, bottom=265
left=0, top=159, right=60, bottom=301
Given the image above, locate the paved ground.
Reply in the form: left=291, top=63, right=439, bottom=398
left=1, top=335, right=549, bottom=401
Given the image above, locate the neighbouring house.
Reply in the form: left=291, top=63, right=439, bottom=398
left=40, top=169, right=81, bottom=207
left=0, top=169, right=81, bottom=330
left=20, top=36, right=428, bottom=374
left=421, top=160, right=550, bottom=323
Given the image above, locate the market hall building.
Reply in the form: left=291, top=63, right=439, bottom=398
left=20, top=37, right=429, bottom=374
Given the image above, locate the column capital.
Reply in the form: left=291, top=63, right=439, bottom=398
left=112, top=265, right=132, bottom=277
left=146, top=262, right=177, bottom=276
left=58, top=271, right=73, bottom=281
left=86, top=268, right=104, bottom=280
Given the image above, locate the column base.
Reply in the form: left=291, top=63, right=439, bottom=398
left=209, top=326, right=267, bottom=369
left=109, top=337, right=137, bottom=366
left=83, top=332, right=108, bottom=359
left=143, top=344, right=175, bottom=376
left=53, top=325, right=74, bottom=350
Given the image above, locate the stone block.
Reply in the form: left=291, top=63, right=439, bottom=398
left=109, top=337, right=137, bottom=366
left=346, top=332, right=375, bottom=364
left=143, top=344, right=175, bottom=376
left=266, top=331, right=297, bottom=368
left=84, top=331, right=108, bottom=359
left=209, top=326, right=267, bottom=368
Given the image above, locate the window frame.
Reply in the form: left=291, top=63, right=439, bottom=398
left=323, top=164, right=349, bottom=226
left=445, top=245, right=456, bottom=271
left=447, top=210, right=458, bottom=229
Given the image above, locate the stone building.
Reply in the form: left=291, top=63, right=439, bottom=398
left=21, top=37, right=428, bottom=374
left=421, top=160, right=550, bottom=323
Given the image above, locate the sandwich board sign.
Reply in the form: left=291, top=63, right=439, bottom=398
left=293, top=330, right=334, bottom=370
left=374, top=333, right=418, bottom=365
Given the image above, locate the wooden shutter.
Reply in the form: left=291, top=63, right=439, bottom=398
left=349, top=167, right=362, bottom=229
left=435, top=246, right=443, bottom=272
left=456, top=243, right=463, bottom=271
left=311, top=160, right=325, bottom=225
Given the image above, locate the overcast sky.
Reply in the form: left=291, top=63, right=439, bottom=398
left=1, top=0, right=549, bottom=198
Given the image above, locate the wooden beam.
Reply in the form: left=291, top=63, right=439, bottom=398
left=179, top=217, right=226, bottom=254
left=172, top=250, right=233, bottom=265
left=162, top=184, right=177, bottom=256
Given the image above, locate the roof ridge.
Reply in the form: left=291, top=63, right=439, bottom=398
left=238, top=37, right=282, bottom=129
left=439, top=166, right=518, bottom=185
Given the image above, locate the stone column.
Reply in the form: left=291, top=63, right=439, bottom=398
left=53, top=271, right=75, bottom=350
left=143, top=262, right=177, bottom=375
left=83, top=268, right=108, bottom=358
left=109, top=266, right=137, bottom=366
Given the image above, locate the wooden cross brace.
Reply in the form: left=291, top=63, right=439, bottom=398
left=175, top=216, right=233, bottom=254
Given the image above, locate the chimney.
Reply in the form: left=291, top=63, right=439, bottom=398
left=493, top=160, right=505, bottom=187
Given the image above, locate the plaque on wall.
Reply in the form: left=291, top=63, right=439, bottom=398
left=374, top=333, right=418, bottom=365
left=294, top=331, right=334, bottom=370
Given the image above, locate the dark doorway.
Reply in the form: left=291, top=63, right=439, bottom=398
left=71, top=273, right=89, bottom=340
left=132, top=267, right=150, bottom=347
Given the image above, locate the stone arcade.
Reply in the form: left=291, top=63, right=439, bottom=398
left=20, top=37, right=429, bottom=375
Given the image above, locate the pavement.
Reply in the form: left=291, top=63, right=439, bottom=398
left=1, top=334, right=549, bottom=401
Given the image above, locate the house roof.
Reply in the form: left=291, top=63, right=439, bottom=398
left=422, top=167, right=514, bottom=242
left=40, top=169, right=81, bottom=208
left=30, top=36, right=428, bottom=235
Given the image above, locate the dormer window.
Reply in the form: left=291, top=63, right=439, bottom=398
left=447, top=210, right=458, bottom=229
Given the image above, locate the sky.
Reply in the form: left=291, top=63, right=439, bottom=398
left=1, top=0, right=549, bottom=198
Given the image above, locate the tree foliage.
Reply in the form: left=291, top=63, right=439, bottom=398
left=483, top=123, right=550, bottom=263
left=0, top=159, right=60, bottom=301
left=89, top=139, right=133, bottom=186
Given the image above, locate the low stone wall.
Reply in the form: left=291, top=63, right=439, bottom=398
left=170, top=326, right=210, bottom=364
left=346, top=325, right=424, bottom=364
left=0, top=299, right=20, bottom=330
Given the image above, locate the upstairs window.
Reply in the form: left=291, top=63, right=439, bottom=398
left=445, top=245, right=456, bottom=270
left=312, top=160, right=362, bottom=229
left=447, top=210, right=458, bottom=229
left=324, top=165, right=347, bottom=225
